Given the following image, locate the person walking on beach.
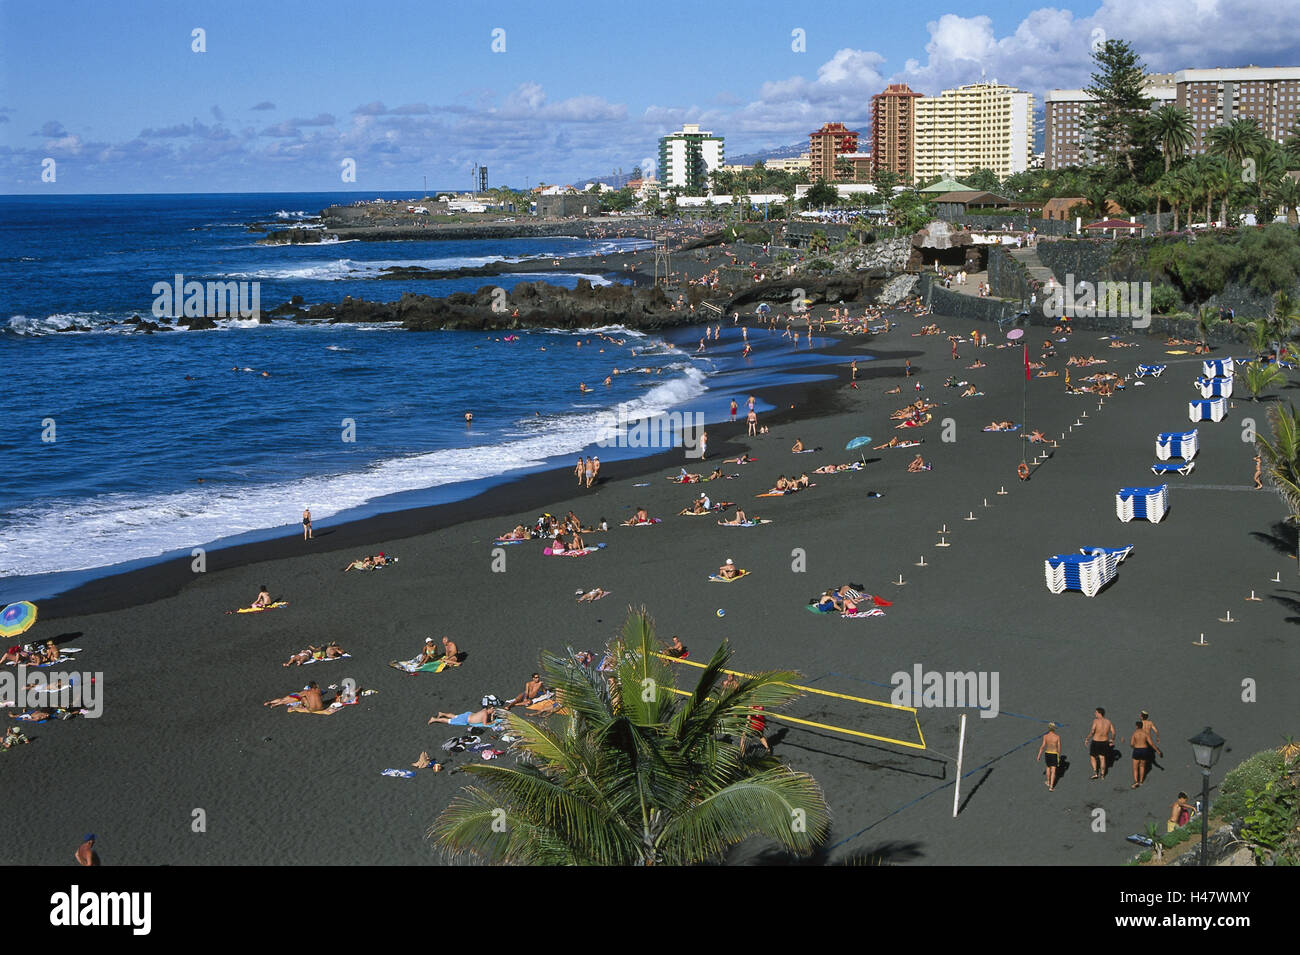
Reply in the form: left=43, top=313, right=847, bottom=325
left=850, top=359, right=858, bottom=383
left=1129, top=720, right=1156, bottom=788
left=730, top=399, right=738, bottom=421
left=302, top=508, right=313, bottom=541
left=1253, top=453, right=1262, bottom=489
left=590, top=457, right=601, bottom=487
left=1085, top=707, right=1115, bottom=780
left=1036, top=722, right=1063, bottom=791
left=747, top=408, right=758, bottom=437
left=576, top=457, right=587, bottom=487
left=584, top=457, right=594, bottom=489
left=1140, top=709, right=1163, bottom=764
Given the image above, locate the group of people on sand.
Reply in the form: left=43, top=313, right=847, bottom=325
left=2, top=640, right=62, bottom=666
left=812, top=584, right=876, bottom=614
left=282, top=642, right=347, bottom=666
left=263, top=679, right=357, bottom=714
left=499, top=510, right=606, bottom=544
left=1036, top=708, right=1167, bottom=794
left=575, top=456, right=602, bottom=489
left=343, top=552, right=395, bottom=572
left=766, top=474, right=811, bottom=493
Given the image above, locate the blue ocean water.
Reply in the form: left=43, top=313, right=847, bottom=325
left=0, top=193, right=852, bottom=602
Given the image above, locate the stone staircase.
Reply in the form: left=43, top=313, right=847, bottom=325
left=1007, top=245, right=1056, bottom=287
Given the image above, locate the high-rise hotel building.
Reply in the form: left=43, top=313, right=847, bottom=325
left=658, top=124, right=725, bottom=193
left=1044, top=68, right=1300, bottom=169
left=871, top=83, right=922, bottom=181
left=911, top=82, right=1035, bottom=182
left=808, top=122, right=860, bottom=181
left=1176, top=67, right=1300, bottom=153
left=1044, top=74, right=1176, bottom=169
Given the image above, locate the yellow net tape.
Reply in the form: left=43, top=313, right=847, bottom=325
left=652, top=653, right=927, bottom=750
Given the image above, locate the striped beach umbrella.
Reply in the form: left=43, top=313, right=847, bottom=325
left=0, top=601, right=38, bottom=638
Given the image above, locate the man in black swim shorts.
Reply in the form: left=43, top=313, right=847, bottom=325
left=1085, top=707, right=1115, bottom=780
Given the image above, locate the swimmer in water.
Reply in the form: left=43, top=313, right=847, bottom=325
left=465, top=412, right=473, bottom=424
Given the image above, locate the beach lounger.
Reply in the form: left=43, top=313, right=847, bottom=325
left=1202, top=359, right=1234, bottom=379
left=1156, top=429, right=1198, bottom=461
left=1116, top=484, right=1170, bottom=523
left=1045, top=552, right=1120, bottom=597
left=1195, top=376, right=1233, bottom=399
left=1151, top=460, right=1195, bottom=476
left=1188, top=397, right=1226, bottom=423
left=1135, top=363, right=1166, bottom=377
left=1080, top=545, right=1133, bottom=563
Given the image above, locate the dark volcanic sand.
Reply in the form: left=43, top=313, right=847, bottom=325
left=5, top=311, right=1297, bottom=866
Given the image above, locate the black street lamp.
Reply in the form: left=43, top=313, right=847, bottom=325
left=1188, top=727, right=1226, bottom=866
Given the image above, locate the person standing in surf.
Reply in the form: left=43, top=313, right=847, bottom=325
left=302, top=508, right=313, bottom=541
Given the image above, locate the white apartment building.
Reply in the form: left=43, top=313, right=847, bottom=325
left=912, top=82, right=1035, bottom=182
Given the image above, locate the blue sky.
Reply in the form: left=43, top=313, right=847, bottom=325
left=3, top=0, right=1299, bottom=193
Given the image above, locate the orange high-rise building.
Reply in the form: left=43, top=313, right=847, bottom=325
left=809, top=122, right=860, bottom=181
left=871, top=83, right=922, bottom=182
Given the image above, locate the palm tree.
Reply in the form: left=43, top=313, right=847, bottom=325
left=1196, top=304, right=1221, bottom=348
left=1152, top=105, right=1195, bottom=174
left=1273, top=175, right=1300, bottom=227
left=1241, top=360, right=1286, bottom=400
left=1255, top=403, right=1300, bottom=574
left=1207, top=118, right=1267, bottom=222
left=428, top=607, right=831, bottom=865
left=1284, top=122, right=1300, bottom=167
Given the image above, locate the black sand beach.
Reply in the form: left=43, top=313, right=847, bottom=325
left=5, top=307, right=1297, bottom=866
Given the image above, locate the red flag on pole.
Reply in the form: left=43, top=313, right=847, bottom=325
left=1024, top=344, right=1030, bottom=382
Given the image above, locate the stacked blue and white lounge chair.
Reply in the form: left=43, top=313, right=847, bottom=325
left=1195, top=375, right=1233, bottom=398
left=1136, top=363, right=1166, bottom=378
left=1044, top=548, right=1125, bottom=597
left=1116, top=484, right=1169, bottom=523
left=1189, top=396, right=1226, bottom=422
left=1203, top=358, right=1234, bottom=379
left=1156, top=429, right=1198, bottom=461
left=1153, top=429, right=1197, bottom=475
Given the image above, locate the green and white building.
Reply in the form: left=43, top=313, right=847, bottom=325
left=658, top=124, right=725, bottom=194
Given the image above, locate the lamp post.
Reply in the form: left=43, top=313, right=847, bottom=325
left=1188, top=727, right=1226, bottom=866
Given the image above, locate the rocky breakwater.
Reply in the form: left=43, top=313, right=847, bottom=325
left=274, top=279, right=690, bottom=332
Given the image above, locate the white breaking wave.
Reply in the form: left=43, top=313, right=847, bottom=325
left=0, top=366, right=709, bottom=578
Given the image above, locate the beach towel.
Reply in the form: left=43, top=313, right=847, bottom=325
left=389, top=657, right=451, bottom=674
left=381, top=769, right=417, bottom=779
left=708, top=569, right=751, bottom=582
left=228, top=601, right=288, bottom=614
left=840, top=608, right=886, bottom=618
left=493, top=538, right=527, bottom=545
left=718, top=519, right=772, bottom=527
left=792, top=447, right=823, bottom=453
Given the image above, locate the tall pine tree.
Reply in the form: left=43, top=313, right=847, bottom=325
left=1083, top=39, right=1153, bottom=179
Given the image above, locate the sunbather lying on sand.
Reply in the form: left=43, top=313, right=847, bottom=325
left=873, top=436, right=909, bottom=450
left=265, top=681, right=324, bottom=709
left=429, top=706, right=496, bottom=726
left=497, top=525, right=530, bottom=541
left=671, top=469, right=703, bottom=483
left=728, top=455, right=756, bottom=464
left=814, top=462, right=863, bottom=473
left=961, top=385, right=983, bottom=397
left=1035, top=370, right=1059, bottom=377
left=282, top=642, right=346, bottom=666
left=1026, top=430, right=1057, bottom=446
left=884, top=386, right=902, bottom=395
left=717, top=508, right=751, bottom=525
left=343, top=557, right=375, bottom=572
left=907, top=454, right=931, bottom=472
left=985, top=421, right=1016, bottom=431
left=966, top=360, right=986, bottom=369
left=576, top=587, right=608, bottom=602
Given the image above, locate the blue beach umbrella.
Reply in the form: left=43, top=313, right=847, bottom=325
left=845, top=436, right=873, bottom=450
left=0, top=601, right=38, bottom=638
left=756, top=303, right=771, bottom=315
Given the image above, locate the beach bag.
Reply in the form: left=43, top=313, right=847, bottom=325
left=481, top=694, right=506, bottom=708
